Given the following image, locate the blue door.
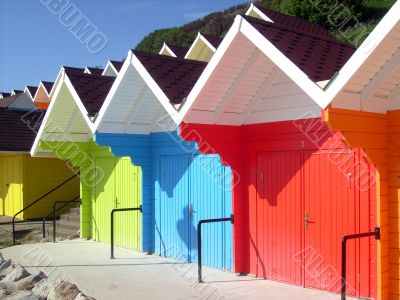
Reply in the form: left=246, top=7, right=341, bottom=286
left=157, top=154, right=233, bottom=270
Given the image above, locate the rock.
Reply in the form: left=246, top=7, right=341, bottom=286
left=74, top=292, right=95, bottom=300
left=0, top=287, right=7, bottom=297
left=47, top=282, right=81, bottom=300
left=2, top=264, right=30, bottom=282
left=32, top=278, right=53, bottom=300
left=15, top=271, right=47, bottom=291
left=3, top=290, right=39, bottom=300
left=0, top=259, right=12, bottom=274
left=0, top=264, right=15, bottom=281
left=0, top=281, right=16, bottom=294
left=0, top=252, right=4, bottom=263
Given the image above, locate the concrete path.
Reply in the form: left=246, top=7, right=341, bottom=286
left=1, top=240, right=352, bottom=300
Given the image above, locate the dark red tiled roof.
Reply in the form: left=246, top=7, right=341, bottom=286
left=65, top=69, right=115, bottom=118
left=165, top=44, right=189, bottom=58
left=254, top=5, right=333, bottom=39
left=110, top=60, right=124, bottom=72
left=0, top=109, right=44, bottom=152
left=0, top=95, right=20, bottom=108
left=243, top=16, right=355, bottom=82
left=0, top=92, right=11, bottom=98
left=13, top=90, right=23, bottom=95
left=201, top=34, right=223, bottom=49
left=63, top=66, right=85, bottom=75
left=41, top=81, right=54, bottom=94
left=133, top=50, right=207, bottom=105
left=26, top=86, right=38, bottom=97
left=86, top=67, right=104, bottom=75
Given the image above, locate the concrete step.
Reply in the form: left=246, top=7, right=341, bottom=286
left=69, top=207, right=80, bottom=215
left=60, top=214, right=80, bottom=223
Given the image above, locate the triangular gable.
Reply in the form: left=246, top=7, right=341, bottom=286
left=185, top=33, right=222, bottom=62
left=31, top=67, right=112, bottom=156
left=33, top=81, right=54, bottom=110
left=245, top=3, right=333, bottom=39
left=24, top=86, right=38, bottom=100
left=0, top=94, right=36, bottom=110
left=94, top=50, right=206, bottom=135
left=102, top=60, right=124, bottom=77
left=322, top=0, right=400, bottom=113
left=179, top=15, right=353, bottom=126
left=159, top=43, right=189, bottom=58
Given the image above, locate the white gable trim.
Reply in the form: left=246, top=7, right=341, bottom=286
left=159, top=43, right=178, bottom=57
left=245, top=3, right=274, bottom=22
left=102, top=60, right=119, bottom=77
left=30, top=70, right=95, bottom=156
left=179, top=15, right=326, bottom=120
left=323, top=0, right=400, bottom=108
left=94, top=50, right=181, bottom=133
left=184, top=33, right=217, bottom=60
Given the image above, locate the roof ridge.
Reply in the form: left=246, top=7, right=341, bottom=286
left=132, top=50, right=207, bottom=66
left=242, top=15, right=354, bottom=49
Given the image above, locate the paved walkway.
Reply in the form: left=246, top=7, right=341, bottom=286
left=1, top=240, right=351, bottom=300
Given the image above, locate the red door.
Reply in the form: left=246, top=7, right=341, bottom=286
left=304, top=150, right=358, bottom=295
left=255, top=151, right=303, bottom=284
left=254, top=149, right=375, bottom=298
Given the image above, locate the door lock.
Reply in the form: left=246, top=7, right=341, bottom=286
left=115, top=197, right=120, bottom=208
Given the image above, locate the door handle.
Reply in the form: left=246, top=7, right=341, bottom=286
left=304, top=212, right=309, bottom=230
left=189, top=204, right=196, bottom=217
left=115, top=197, right=120, bottom=208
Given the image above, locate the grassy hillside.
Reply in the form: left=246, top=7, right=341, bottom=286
left=135, top=0, right=395, bottom=53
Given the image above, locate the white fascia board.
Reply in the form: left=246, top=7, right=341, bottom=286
left=180, top=16, right=242, bottom=119
left=200, top=34, right=217, bottom=52
left=130, top=53, right=181, bottom=126
left=64, top=75, right=95, bottom=134
left=84, top=67, right=91, bottom=74
left=323, top=0, right=400, bottom=108
left=102, top=60, right=118, bottom=76
left=245, top=3, right=274, bottom=22
left=159, top=43, right=177, bottom=57
left=50, top=67, right=66, bottom=98
left=31, top=76, right=65, bottom=156
left=184, top=32, right=202, bottom=59
left=93, top=51, right=134, bottom=132
left=240, top=17, right=326, bottom=106
left=33, top=82, right=43, bottom=100
left=24, top=87, right=34, bottom=100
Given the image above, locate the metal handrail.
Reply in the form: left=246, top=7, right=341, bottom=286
left=197, top=215, right=234, bottom=283
left=12, top=173, right=79, bottom=245
left=110, top=206, right=142, bottom=259
left=341, top=226, right=380, bottom=300
left=42, top=196, right=80, bottom=238
left=52, top=200, right=82, bottom=243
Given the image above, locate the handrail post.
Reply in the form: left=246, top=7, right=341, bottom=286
left=198, top=214, right=234, bottom=283
left=52, top=200, right=81, bottom=243
left=53, top=202, right=56, bottom=243
left=110, top=206, right=142, bottom=259
left=341, top=226, right=380, bottom=300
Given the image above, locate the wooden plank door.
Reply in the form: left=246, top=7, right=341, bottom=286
left=158, top=155, right=191, bottom=260
left=114, top=157, right=142, bottom=251
left=189, top=155, right=233, bottom=270
left=303, top=150, right=361, bottom=296
left=255, top=151, right=303, bottom=284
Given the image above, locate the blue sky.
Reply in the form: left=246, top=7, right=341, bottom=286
left=0, top=0, right=249, bottom=92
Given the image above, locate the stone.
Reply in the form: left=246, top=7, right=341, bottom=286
left=32, top=278, right=53, bottom=300
left=0, top=281, right=16, bottom=294
left=15, top=271, right=47, bottom=291
left=2, top=264, right=30, bottom=282
left=3, top=290, right=39, bottom=300
left=0, top=259, right=12, bottom=274
left=74, top=292, right=95, bottom=300
left=47, top=282, right=81, bottom=300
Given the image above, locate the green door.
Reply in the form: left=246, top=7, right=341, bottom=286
left=93, top=156, right=141, bottom=250
left=114, top=158, right=141, bottom=251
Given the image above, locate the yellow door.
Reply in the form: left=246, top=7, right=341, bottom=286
left=0, top=156, right=23, bottom=218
